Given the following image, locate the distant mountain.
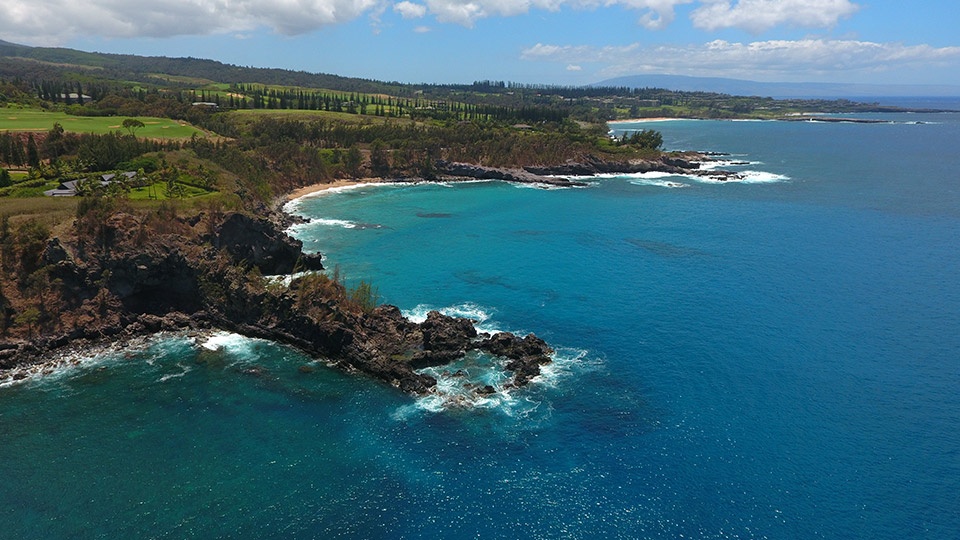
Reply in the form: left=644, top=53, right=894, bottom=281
left=596, top=74, right=960, bottom=99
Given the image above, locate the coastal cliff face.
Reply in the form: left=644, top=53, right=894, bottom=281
left=1, top=149, right=726, bottom=390
left=0, top=206, right=552, bottom=396
left=522, top=153, right=701, bottom=176
left=436, top=152, right=741, bottom=183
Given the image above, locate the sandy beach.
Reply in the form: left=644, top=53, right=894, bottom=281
left=284, top=178, right=384, bottom=202
left=608, top=117, right=687, bottom=123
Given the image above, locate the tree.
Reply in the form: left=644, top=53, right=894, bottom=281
left=122, top=118, right=145, bottom=137
left=348, top=280, right=379, bottom=313
left=0, top=214, right=12, bottom=273
left=14, top=307, right=41, bottom=337
left=369, top=141, right=390, bottom=177
left=43, top=123, right=66, bottom=161
left=13, top=219, right=50, bottom=278
left=0, top=168, right=11, bottom=188
left=624, top=129, right=663, bottom=150
left=26, top=133, right=39, bottom=167
left=343, top=145, right=362, bottom=177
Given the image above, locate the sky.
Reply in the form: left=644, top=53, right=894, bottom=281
left=2, top=0, right=960, bottom=87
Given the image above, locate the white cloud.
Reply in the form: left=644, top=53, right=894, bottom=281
left=0, top=0, right=868, bottom=46
left=617, top=0, right=694, bottom=30
left=0, top=0, right=736, bottom=45
left=690, top=0, right=859, bottom=33
left=566, top=64, right=583, bottom=71
left=414, top=25, right=433, bottom=32
left=421, top=0, right=691, bottom=28
left=522, top=39, right=960, bottom=81
left=0, top=0, right=380, bottom=44
left=394, top=1, right=428, bottom=19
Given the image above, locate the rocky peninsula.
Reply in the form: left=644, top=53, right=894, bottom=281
left=1, top=152, right=726, bottom=395
left=436, top=152, right=743, bottom=183
left=0, top=191, right=553, bottom=397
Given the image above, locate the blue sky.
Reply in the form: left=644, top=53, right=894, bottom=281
left=2, top=0, right=959, bottom=87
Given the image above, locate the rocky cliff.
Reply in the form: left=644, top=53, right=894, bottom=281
left=0, top=208, right=553, bottom=396
left=436, top=153, right=738, bottom=184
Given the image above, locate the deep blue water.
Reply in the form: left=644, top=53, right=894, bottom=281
left=2, top=112, right=959, bottom=538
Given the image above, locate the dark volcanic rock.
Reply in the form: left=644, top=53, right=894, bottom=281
left=213, top=212, right=322, bottom=274
left=410, top=310, right=479, bottom=368
left=104, top=246, right=201, bottom=315
left=660, top=156, right=700, bottom=169
left=2, top=205, right=555, bottom=399
left=480, top=332, right=554, bottom=387
left=42, top=238, right=71, bottom=265
left=436, top=160, right=587, bottom=187
left=524, top=154, right=698, bottom=176
left=0, top=290, right=13, bottom=336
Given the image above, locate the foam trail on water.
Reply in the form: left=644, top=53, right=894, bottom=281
left=627, top=172, right=691, bottom=188
left=403, top=302, right=498, bottom=332
left=311, top=218, right=359, bottom=229
left=738, top=170, right=791, bottom=183
left=695, top=170, right=790, bottom=184
left=534, top=346, right=594, bottom=389
left=157, top=362, right=193, bottom=383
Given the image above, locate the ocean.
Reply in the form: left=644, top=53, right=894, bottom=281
left=2, top=109, right=959, bottom=539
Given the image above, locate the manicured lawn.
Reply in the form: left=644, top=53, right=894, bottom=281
left=128, top=182, right=214, bottom=200
left=0, top=109, right=206, bottom=139
left=228, top=108, right=415, bottom=126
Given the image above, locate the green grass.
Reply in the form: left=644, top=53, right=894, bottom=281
left=0, top=196, right=79, bottom=232
left=227, top=108, right=417, bottom=127
left=148, top=73, right=218, bottom=86
left=0, top=109, right=207, bottom=139
left=229, top=108, right=369, bottom=121
left=128, top=182, right=214, bottom=200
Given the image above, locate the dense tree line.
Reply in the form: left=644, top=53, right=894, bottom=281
left=223, top=84, right=570, bottom=124
left=1, top=126, right=177, bottom=170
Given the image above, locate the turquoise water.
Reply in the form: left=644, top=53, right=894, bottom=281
left=3, top=112, right=960, bottom=538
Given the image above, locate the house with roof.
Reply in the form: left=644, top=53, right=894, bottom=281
left=44, top=171, right=138, bottom=197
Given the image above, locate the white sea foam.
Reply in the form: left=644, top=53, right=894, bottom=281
left=697, top=159, right=758, bottom=170
left=263, top=271, right=317, bottom=287
left=629, top=178, right=690, bottom=188
left=534, top=347, right=594, bottom=388
left=283, top=182, right=386, bottom=213
left=512, top=181, right=584, bottom=190
left=313, top=218, right=359, bottom=229
left=198, top=331, right=258, bottom=360
left=695, top=170, right=790, bottom=184
left=157, top=362, right=193, bottom=383
left=393, top=346, right=596, bottom=418
left=0, top=332, right=196, bottom=389
left=199, top=330, right=243, bottom=351
left=0, top=349, right=113, bottom=389
left=608, top=118, right=691, bottom=126
left=738, top=170, right=791, bottom=183
left=402, top=302, right=496, bottom=330
left=615, top=167, right=788, bottom=185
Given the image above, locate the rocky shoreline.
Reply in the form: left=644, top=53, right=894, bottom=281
left=3, top=153, right=730, bottom=395
left=436, top=152, right=744, bottom=184
left=0, top=198, right=553, bottom=398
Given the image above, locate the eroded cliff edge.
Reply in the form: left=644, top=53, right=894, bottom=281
left=0, top=206, right=552, bottom=396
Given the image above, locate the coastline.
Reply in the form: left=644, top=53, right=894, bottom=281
left=2, top=155, right=715, bottom=391
left=1, top=175, right=555, bottom=395
left=608, top=117, right=688, bottom=124
left=284, top=178, right=385, bottom=203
